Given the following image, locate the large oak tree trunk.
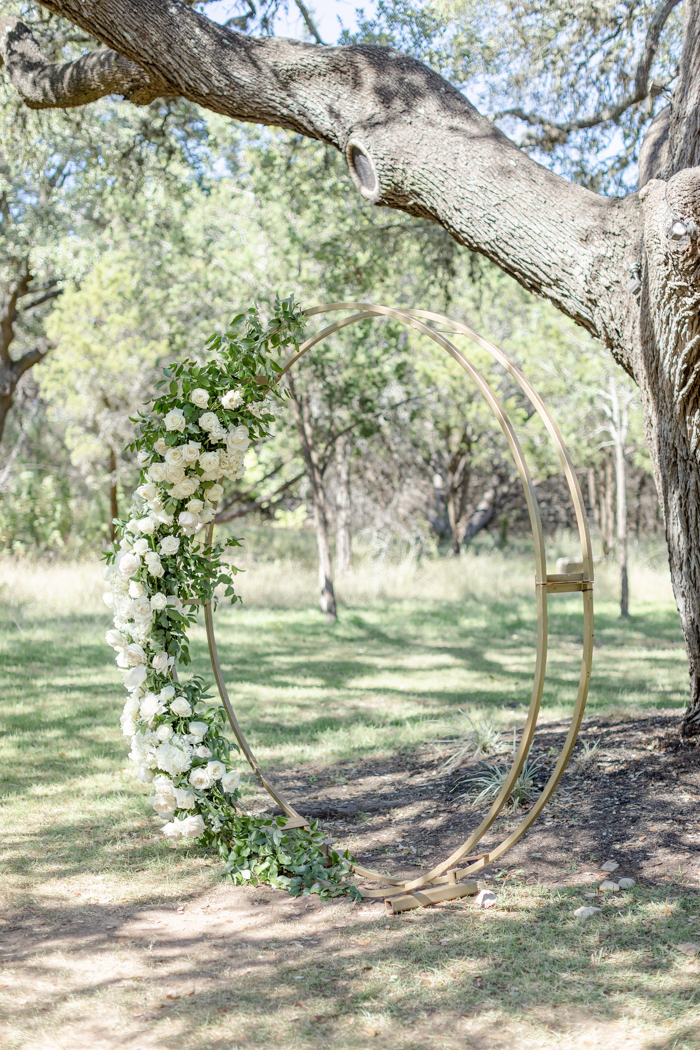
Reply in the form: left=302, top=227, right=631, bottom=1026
left=5, top=0, right=700, bottom=730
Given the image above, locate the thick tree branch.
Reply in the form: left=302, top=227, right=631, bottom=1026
left=494, top=0, right=681, bottom=151
left=0, top=14, right=169, bottom=107
left=7, top=0, right=640, bottom=363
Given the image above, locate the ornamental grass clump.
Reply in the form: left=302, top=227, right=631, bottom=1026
left=102, top=298, right=358, bottom=898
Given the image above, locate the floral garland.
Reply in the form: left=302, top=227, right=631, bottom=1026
left=103, top=299, right=358, bottom=898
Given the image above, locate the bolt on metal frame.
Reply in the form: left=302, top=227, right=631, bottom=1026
left=202, top=303, right=595, bottom=909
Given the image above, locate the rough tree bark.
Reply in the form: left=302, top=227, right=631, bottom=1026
left=4, top=0, right=700, bottom=731
left=287, top=377, right=337, bottom=622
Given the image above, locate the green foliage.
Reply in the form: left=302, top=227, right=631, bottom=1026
left=220, top=815, right=361, bottom=899
left=0, top=470, right=72, bottom=552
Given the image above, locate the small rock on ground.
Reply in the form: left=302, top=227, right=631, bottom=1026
left=599, top=880, right=620, bottom=891
left=618, top=877, right=636, bottom=889
left=601, top=860, right=619, bottom=872
left=574, top=906, right=602, bottom=920
left=475, top=889, right=497, bottom=909
left=677, top=943, right=700, bottom=957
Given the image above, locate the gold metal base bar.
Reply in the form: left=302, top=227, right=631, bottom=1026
left=384, top=881, right=479, bottom=914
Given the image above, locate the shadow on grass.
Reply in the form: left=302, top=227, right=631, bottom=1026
left=2, top=875, right=699, bottom=1050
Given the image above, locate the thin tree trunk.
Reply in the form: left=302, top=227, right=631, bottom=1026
left=446, top=439, right=470, bottom=555
left=587, top=466, right=600, bottom=530
left=603, top=453, right=615, bottom=555
left=610, top=379, right=630, bottom=617
left=288, top=377, right=337, bottom=622
left=335, top=435, right=352, bottom=573
left=108, top=448, right=119, bottom=543
left=462, top=476, right=501, bottom=546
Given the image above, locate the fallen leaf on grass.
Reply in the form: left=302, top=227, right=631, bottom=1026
left=360, top=1026, right=377, bottom=1037
left=677, top=942, right=700, bottom=957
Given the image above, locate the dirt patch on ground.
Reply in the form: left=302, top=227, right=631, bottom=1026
left=263, top=710, right=700, bottom=889
left=2, top=711, right=699, bottom=1050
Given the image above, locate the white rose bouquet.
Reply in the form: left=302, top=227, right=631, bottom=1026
left=103, top=299, right=358, bottom=899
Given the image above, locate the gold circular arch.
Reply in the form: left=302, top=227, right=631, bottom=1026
left=203, top=303, right=594, bottom=910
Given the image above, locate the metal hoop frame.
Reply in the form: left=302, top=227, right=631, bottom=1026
left=203, top=303, right=594, bottom=902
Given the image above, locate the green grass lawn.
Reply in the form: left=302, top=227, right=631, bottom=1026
left=1, top=552, right=699, bottom=1049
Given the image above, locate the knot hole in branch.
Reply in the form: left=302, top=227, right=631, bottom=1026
left=347, top=139, right=378, bottom=200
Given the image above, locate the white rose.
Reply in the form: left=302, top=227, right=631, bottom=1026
left=165, top=446, right=186, bottom=468
left=155, top=742, right=191, bottom=776
left=148, top=463, right=167, bottom=482
left=186, top=499, right=204, bottom=514
left=190, top=388, right=209, bottom=408
left=170, top=696, right=193, bottom=717
left=126, top=518, right=141, bottom=534
left=179, top=814, right=206, bottom=839
left=153, top=774, right=174, bottom=794
left=150, top=507, right=173, bottom=526
left=137, top=448, right=151, bottom=466
left=119, top=537, right=132, bottom=551
left=206, top=484, right=223, bottom=503
left=131, top=598, right=152, bottom=623
left=189, top=767, right=214, bottom=790
left=226, top=425, right=250, bottom=453
left=137, top=765, right=155, bottom=783
left=221, top=770, right=241, bottom=793
left=178, top=511, right=199, bottom=534
left=124, top=664, right=148, bottom=690
left=154, top=437, right=168, bottom=455
left=151, top=650, right=172, bottom=674
left=173, top=787, right=196, bottom=809
left=136, top=482, right=158, bottom=501
left=221, top=389, right=244, bottom=410
left=160, top=536, right=180, bottom=556
left=165, top=464, right=185, bottom=485
left=161, top=820, right=182, bottom=840
left=159, top=685, right=176, bottom=701
left=206, top=760, right=226, bottom=781
left=188, top=721, right=208, bottom=741
left=145, top=556, right=164, bottom=578
left=128, top=580, right=146, bottom=598
left=171, top=477, right=199, bottom=498
left=210, top=422, right=227, bottom=442
left=156, top=724, right=172, bottom=741
left=132, top=538, right=150, bottom=556
left=199, top=505, right=215, bottom=524
left=137, top=516, right=156, bottom=536
left=118, top=552, right=141, bottom=578
left=123, top=643, right=147, bottom=666
left=198, top=411, right=219, bottom=432
left=198, top=451, right=220, bottom=475
left=164, top=408, right=186, bottom=432
left=194, top=745, right=212, bottom=758
left=105, top=629, right=127, bottom=650
left=150, top=592, right=168, bottom=611
left=103, top=592, right=115, bottom=608
left=140, top=692, right=166, bottom=721
left=166, top=595, right=184, bottom=614
left=152, top=795, right=176, bottom=818
left=182, top=442, right=201, bottom=463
